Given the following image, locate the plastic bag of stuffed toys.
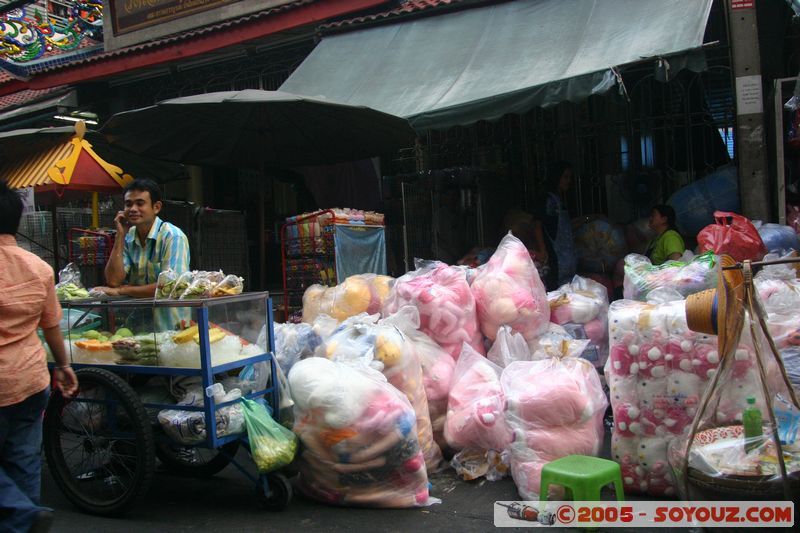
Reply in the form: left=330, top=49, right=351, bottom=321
left=241, top=399, right=297, bottom=473
left=319, top=314, right=443, bottom=471
left=502, top=338, right=607, bottom=500
left=623, top=252, right=718, bottom=301
left=383, top=262, right=483, bottom=360
left=382, top=306, right=456, bottom=451
left=288, top=358, right=437, bottom=508
left=471, top=232, right=550, bottom=344
left=445, top=343, right=513, bottom=480
left=157, top=385, right=245, bottom=445
left=548, top=275, right=609, bottom=367
left=273, top=322, right=321, bottom=375
left=302, top=274, right=394, bottom=324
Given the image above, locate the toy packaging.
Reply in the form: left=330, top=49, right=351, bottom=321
left=301, top=274, right=394, bottom=324
left=623, top=252, right=718, bottom=302
left=288, top=358, right=436, bottom=508
left=547, top=275, right=610, bottom=367
left=318, top=314, right=443, bottom=471
left=445, top=343, right=512, bottom=480
left=383, top=262, right=483, bottom=360
left=502, top=338, right=607, bottom=500
left=471, top=232, right=550, bottom=345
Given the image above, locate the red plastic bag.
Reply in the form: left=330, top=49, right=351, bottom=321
left=697, top=211, right=767, bottom=262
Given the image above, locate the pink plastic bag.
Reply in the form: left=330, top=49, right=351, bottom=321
left=697, top=211, right=767, bottom=262
left=471, top=232, right=550, bottom=343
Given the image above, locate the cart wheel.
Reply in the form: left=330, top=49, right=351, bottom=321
left=44, top=368, right=155, bottom=516
left=257, top=473, right=292, bottom=511
left=155, top=440, right=240, bottom=477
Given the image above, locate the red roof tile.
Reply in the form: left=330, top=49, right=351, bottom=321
left=0, top=87, right=67, bottom=111
left=321, top=0, right=465, bottom=30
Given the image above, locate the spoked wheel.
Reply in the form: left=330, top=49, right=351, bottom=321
left=155, top=439, right=240, bottom=477
left=43, top=368, right=155, bottom=516
left=256, top=473, right=292, bottom=511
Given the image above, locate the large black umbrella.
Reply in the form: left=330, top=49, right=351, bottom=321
left=100, top=90, right=417, bottom=168
left=0, top=125, right=187, bottom=183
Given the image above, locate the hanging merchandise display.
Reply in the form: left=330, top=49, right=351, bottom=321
left=547, top=275, right=610, bottom=367
left=503, top=337, right=608, bottom=500
left=668, top=258, right=800, bottom=501
left=383, top=262, right=483, bottom=360
left=288, top=358, right=436, bottom=508
left=623, top=252, right=718, bottom=302
left=470, top=232, right=550, bottom=344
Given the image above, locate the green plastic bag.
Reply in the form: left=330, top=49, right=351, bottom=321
left=241, top=399, right=298, bottom=473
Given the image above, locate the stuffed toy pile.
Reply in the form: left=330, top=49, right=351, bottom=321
left=383, top=263, right=483, bottom=360
left=445, top=344, right=512, bottom=479
left=288, top=358, right=434, bottom=508
left=548, top=275, right=609, bottom=367
left=319, top=315, right=442, bottom=471
left=502, top=339, right=607, bottom=500
left=471, top=233, right=549, bottom=344
left=623, top=253, right=718, bottom=302
left=302, top=274, right=394, bottom=324
left=605, top=297, right=723, bottom=496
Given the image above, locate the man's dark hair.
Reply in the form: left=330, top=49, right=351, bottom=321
left=547, top=160, right=572, bottom=192
left=0, top=180, right=24, bottom=235
left=124, top=178, right=162, bottom=204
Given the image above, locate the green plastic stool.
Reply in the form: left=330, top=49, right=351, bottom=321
left=539, top=455, right=625, bottom=503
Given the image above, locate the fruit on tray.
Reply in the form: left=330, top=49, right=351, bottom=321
left=192, top=327, right=226, bottom=344
left=74, top=339, right=113, bottom=351
left=173, top=325, right=199, bottom=344
left=112, top=335, right=160, bottom=365
left=116, top=328, right=134, bottom=338
left=83, top=330, right=101, bottom=340
left=55, top=283, right=90, bottom=301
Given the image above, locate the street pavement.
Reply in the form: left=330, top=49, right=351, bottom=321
left=41, top=430, right=697, bottom=532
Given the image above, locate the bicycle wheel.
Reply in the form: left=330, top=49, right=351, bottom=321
left=155, top=439, right=240, bottom=477
left=44, top=368, right=155, bottom=516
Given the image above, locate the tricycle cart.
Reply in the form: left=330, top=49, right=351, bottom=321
left=44, top=292, right=292, bottom=515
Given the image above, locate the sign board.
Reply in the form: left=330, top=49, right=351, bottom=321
left=20, top=187, right=35, bottom=215
left=105, top=0, right=297, bottom=51
left=731, top=0, right=754, bottom=9
left=735, top=75, right=763, bottom=115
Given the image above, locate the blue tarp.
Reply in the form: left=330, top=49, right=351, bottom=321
left=334, top=225, right=387, bottom=279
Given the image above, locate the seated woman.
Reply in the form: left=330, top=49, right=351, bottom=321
left=646, top=204, right=685, bottom=265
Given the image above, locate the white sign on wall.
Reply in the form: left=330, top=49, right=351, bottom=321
left=735, top=75, right=763, bottom=115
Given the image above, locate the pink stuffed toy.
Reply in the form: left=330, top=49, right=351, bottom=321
left=444, top=344, right=512, bottom=453
left=471, top=233, right=549, bottom=343
left=383, top=263, right=483, bottom=359
left=548, top=276, right=609, bottom=366
left=608, top=344, right=640, bottom=377
left=636, top=343, right=667, bottom=379
left=690, top=344, right=720, bottom=380
left=614, top=403, right=646, bottom=438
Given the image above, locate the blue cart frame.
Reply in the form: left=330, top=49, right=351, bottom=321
left=44, top=292, right=291, bottom=514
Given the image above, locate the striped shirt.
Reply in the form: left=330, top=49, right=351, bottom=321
left=123, top=217, right=189, bottom=285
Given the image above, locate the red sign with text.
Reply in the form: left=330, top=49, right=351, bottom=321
left=732, top=0, right=754, bottom=9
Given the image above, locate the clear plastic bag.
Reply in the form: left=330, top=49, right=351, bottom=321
left=301, top=274, right=394, bottom=324
left=471, top=232, right=550, bottom=343
left=55, top=262, right=90, bottom=300
left=179, top=272, right=216, bottom=300
left=321, top=313, right=443, bottom=472
left=156, top=269, right=179, bottom=299
left=169, top=271, right=196, bottom=299
left=383, top=262, right=483, bottom=360
left=487, top=325, right=531, bottom=368
left=157, top=386, right=245, bottom=445
left=273, top=322, right=321, bottom=375
left=502, top=348, right=607, bottom=500
left=288, top=358, right=435, bottom=508
left=623, top=252, right=719, bottom=301
left=211, top=274, right=244, bottom=297
left=755, top=222, right=799, bottom=254
left=574, top=219, right=627, bottom=274
left=241, top=398, right=297, bottom=473
left=445, top=344, right=512, bottom=456
left=547, top=275, right=609, bottom=367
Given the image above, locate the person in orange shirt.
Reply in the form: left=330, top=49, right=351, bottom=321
left=0, top=181, right=78, bottom=533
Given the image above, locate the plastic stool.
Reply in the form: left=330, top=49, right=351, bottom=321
left=539, top=455, right=625, bottom=503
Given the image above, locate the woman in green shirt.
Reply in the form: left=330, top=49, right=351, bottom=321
left=646, top=205, right=685, bottom=265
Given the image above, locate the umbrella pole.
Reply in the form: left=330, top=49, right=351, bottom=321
left=91, top=192, right=99, bottom=229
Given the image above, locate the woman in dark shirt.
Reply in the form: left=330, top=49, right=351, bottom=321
left=532, top=161, right=578, bottom=290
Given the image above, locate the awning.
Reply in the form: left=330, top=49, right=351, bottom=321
left=281, top=0, right=713, bottom=130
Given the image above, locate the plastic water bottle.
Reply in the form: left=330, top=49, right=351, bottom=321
left=743, top=397, right=763, bottom=454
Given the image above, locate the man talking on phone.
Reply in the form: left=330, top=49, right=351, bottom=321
left=94, top=178, right=189, bottom=298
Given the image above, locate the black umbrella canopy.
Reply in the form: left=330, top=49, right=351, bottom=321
left=0, top=125, right=187, bottom=183
left=100, top=90, right=418, bottom=169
